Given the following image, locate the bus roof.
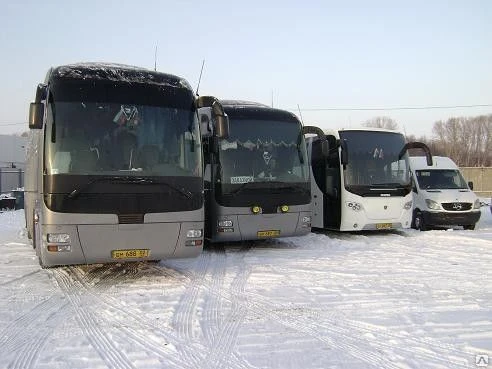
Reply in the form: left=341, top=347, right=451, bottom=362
left=221, top=100, right=300, bottom=123
left=319, top=126, right=404, bottom=138
left=49, top=63, right=192, bottom=90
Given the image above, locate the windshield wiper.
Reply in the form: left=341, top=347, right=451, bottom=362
left=228, top=181, right=258, bottom=196
left=369, top=182, right=407, bottom=190
left=67, top=176, right=192, bottom=199
left=228, top=181, right=308, bottom=197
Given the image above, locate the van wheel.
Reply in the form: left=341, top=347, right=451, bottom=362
left=463, top=224, right=475, bottom=230
left=414, top=211, right=427, bottom=231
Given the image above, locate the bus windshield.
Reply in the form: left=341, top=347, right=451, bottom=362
left=217, top=119, right=309, bottom=188
left=415, top=169, right=468, bottom=190
left=340, top=130, right=410, bottom=189
left=45, top=102, right=201, bottom=177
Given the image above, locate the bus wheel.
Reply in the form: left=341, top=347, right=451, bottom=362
left=414, top=211, right=427, bottom=231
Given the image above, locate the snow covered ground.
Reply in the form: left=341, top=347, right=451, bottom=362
left=0, top=205, right=491, bottom=369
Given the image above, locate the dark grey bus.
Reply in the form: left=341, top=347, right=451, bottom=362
left=200, top=100, right=312, bottom=242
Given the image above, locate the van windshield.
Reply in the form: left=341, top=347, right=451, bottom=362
left=415, top=169, right=468, bottom=190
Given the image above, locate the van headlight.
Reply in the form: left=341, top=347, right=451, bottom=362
left=425, top=199, right=440, bottom=210
left=473, top=199, right=481, bottom=209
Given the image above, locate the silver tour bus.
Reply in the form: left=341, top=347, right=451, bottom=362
left=200, top=100, right=312, bottom=242
left=25, top=63, right=227, bottom=267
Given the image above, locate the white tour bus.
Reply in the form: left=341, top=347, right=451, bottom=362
left=25, top=63, right=227, bottom=267
left=304, top=127, right=432, bottom=231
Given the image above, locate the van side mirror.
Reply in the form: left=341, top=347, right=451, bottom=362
left=468, top=181, right=474, bottom=191
left=29, top=102, right=44, bottom=129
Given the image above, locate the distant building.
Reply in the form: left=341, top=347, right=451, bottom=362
left=0, top=134, right=27, bottom=193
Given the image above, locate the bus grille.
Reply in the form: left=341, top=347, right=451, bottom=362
left=118, top=214, right=144, bottom=224
left=441, top=202, right=472, bottom=211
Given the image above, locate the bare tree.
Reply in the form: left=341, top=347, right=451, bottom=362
left=431, top=114, right=492, bottom=167
left=363, top=116, right=400, bottom=130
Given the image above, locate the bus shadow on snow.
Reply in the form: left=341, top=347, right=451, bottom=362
left=203, top=238, right=301, bottom=252
left=311, top=228, right=411, bottom=240
left=67, top=260, right=182, bottom=286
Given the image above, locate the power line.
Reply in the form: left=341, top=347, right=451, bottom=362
left=0, top=123, right=26, bottom=126
left=1, top=103, right=491, bottom=127
left=288, top=103, right=492, bottom=112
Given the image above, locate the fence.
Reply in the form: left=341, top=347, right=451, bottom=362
left=0, top=168, right=24, bottom=194
left=459, top=167, right=492, bottom=198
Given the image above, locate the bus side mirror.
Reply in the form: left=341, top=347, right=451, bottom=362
left=29, top=102, right=44, bottom=129
left=399, top=142, right=433, bottom=166
left=321, top=141, right=328, bottom=157
left=468, top=181, right=474, bottom=190
left=302, top=125, right=328, bottom=156
left=215, top=115, right=229, bottom=139
left=339, top=139, right=348, bottom=166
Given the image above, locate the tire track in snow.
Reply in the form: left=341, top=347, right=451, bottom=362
left=6, top=328, right=52, bottom=369
left=0, top=270, right=41, bottom=286
left=169, top=251, right=214, bottom=367
left=0, top=296, right=68, bottom=353
left=66, top=265, right=199, bottom=369
left=201, top=244, right=226, bottom=346
left=52, top=268, right=137, bottom=369
left=67, top=264, right=245, bottom=369
left=181, top=258, right=472, bottom=369
left=202, top=243, right=252, bottom=369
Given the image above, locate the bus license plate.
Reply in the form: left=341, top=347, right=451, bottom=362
left=257, top=230, right=281, bottom=237
left=111, top=249, right=150, bottom=259
left=376, top=223, right=392, bottom=230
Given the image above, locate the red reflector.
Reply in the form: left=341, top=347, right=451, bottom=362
left=47, top=245, right=58, bottom=252
left=194, top=240, right=203, bottom=246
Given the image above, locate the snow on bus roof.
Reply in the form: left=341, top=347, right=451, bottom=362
left=52, top=62, right=193, bottom=90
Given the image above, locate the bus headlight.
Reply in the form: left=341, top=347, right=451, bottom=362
left=47, top=233, right=70, bottom=243
left=251, top=206, right=262, bottom=214
left=301, top=215, right=311, bottom=228
left=218, top=220, right=233, bottom=227
left=186, top=229, right=202, bottom=238
left=346, top=201, right=362, bottom=211
left=473, top=199, right=481, bottom=209
left=425, top=199, right=440, bottom=210
left=403, top=200, right=413, bottom=210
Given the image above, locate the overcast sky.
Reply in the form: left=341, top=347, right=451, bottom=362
left=1, top=0, right=491, bottom=136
